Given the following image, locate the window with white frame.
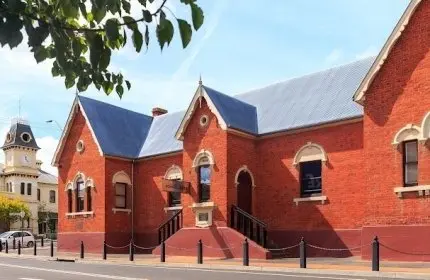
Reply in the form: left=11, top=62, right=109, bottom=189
left=115, top=183, right=127, bottom=208
left=403, top=140, right=418, bottom=187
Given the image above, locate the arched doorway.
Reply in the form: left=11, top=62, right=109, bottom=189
left=237, top=171, right=253, bottom=214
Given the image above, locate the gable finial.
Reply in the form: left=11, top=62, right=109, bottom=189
left=199, top=74, right=202, bottom=86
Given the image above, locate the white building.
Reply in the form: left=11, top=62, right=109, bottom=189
left=0, top=118, right=58, bottom=235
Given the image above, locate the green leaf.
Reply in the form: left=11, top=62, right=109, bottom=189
left=86, top=12, right=94, bottom=22
left=95, top=0, right=107, bottom=9
left=51, top=63, right=60, bottom=77
left=34, top=47, right=48, bottom=63
left=142, top=9, right=152, bottom=22
left=123, top=16, right=137, bottom=30
left=125, top=80, right=131, bottom=90
left=177, top=19, right=192, bottom=48
left=190, top=3, right=204, bottom=31
left=79, top=3, right=88, bottom=18
left=8, top=31, right=23, bottom=49
left=77, top=76, right=92, bottom=92
left=102, top=81, right=114, bottom=95
left=121, top=0, right=131, bottom=14
left=156, top=18, right=174, bottom=50
left=62, top=0, right=79, bottom=18
left=144, top=25, right=149, bottom=48
left=65, top=76, right=76, bottom=89
left=132, top=29, right=143, bottom=52
left=8, top=0, right=26, bottom=13
left=93, top=6, right=106, bottom=23
left=88, top=34, right=103, bottom=68
left=72, top=38, right=84, bottom=57
left=105, top=19, right=120, bottom=42
left=116, top=85, right=124, bottom=98
left=99, top=48, right=111, bottom=70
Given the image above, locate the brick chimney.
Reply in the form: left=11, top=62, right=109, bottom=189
left=152, top=107, right=168, bottom=117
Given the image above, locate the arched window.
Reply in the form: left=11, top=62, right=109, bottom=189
left=164, top=165, right=183, bottom=207
left=76, top=178, right=85, bottom=212
left=193, top=150, right=214, bottom=203
left=112, top=171, right=131, bottom=209
left=294, top=142, right=327, bottom=197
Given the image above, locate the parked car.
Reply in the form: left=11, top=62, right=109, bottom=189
left=0, top=231, right=35, bottom=248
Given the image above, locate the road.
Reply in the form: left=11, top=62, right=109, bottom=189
left=0, top=255, right=420, bottom=280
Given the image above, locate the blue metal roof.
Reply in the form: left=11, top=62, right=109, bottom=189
left=78, top=96, right=153, bottom=158
left=138, top=111, right=184, bottom=158
left=235, top=57, right=374, bottom=135
left=75, top=57, right=374, bottom=159
left=203, top=86, right=258, bottom=134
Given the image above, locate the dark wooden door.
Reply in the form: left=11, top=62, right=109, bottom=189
left=237, top=171, right=253, bottom=214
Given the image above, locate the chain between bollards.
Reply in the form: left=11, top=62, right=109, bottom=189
left=160, top=241, right=165, bottom=263
left=33, top=240, right=37, bottom=256
left=129, top=240, right=134, bottom=262
left=243, top=238, right=249, bottom=266
left=197, top=240, right=203, bottom=264
left=80, top=241, right=84, bottom=259
left=50, top=240, right=54, bottom=257
left=103, top=241, right=107, bottom=260
left=300, top=237, right=306, bottom=269
left=372, top=236, right=379, bottom=272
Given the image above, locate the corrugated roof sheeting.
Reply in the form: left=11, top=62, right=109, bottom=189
left=79, top=96, right=153, bottom=158
left=235, top=57, right=374, bottom=134
left=38, top=169, right=58, bottom=184
left=139, top=111, right=184, bottom=158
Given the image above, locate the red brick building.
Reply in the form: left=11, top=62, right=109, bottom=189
left=53, top=0, right=430, bottom=261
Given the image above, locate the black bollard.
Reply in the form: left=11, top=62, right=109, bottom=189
left=5, top=240, right=8, bottom=254
left=160, top=241, right=165, bottom=263
left=300, top=237, right=307, bottom=269
left=17, top=241, right=21, bottom=255
left=80, top=241, right=84, bottom=259
left=13, top=237, right=16, bottom=250
left=372, top=236, right=379, bottom=272
left=129, top=242, right=134, bottom=262
left=41, top=237, right=44, bottom=248
left=33, top=240, right=37, bottom=256
left=243, top=239, right=249, bottom=266
left=50, top=240, right=54, bottom=257
left=197, top=240, right=203, bottom=264
left=103, top=241, right=107, bottom=260
left=0, top=241, right=2, bottom=253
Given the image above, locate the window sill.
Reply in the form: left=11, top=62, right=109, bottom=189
left=394, top=185, right=430, bottom=198
left=112, top=208, right=132, bottom=214
left=66, top=211, right=94, bottom=218
left=164, top=206, right=183, bottom=212
left=293, top=195, right=327, bottom=206
left=190, top=201, right=216, bottom=210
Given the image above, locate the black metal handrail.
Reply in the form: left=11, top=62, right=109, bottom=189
left=158, top=209, right=183, bottom=244
left=230, top=205, right=267, bottom=247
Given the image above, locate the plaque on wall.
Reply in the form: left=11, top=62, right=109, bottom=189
left=162, top=179, right=190, bottom=193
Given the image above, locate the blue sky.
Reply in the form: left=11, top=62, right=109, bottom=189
left=0, top=0, right=409, bottom=174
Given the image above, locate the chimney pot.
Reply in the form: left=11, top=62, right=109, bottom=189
left=152, top=107, right=168, bottom=117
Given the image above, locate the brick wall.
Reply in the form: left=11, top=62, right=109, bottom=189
left=255, top=121, right=365, bottom=230
left=363, top=0, right=430, bottom=226
left=182, top=98, right=228, bottom=227
left=57, top=107, right=106, bottom=251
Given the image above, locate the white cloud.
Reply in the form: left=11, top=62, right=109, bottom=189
left=355, top=46, right=378, bottom=59
left=324, top=48, right=344, bottom=65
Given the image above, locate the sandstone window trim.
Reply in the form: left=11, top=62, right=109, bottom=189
left=293, top=195, right=327, bottom=206
left=192, top=149, right=215, bottom=167
left=112, top=208, right=132, bottom=214
left=112, top=171, right=132, bottom=186
left=392, top=124, right=424, bottom=145
left=421, top=112, right=430, bottom=140
left=190, top=201, right=216, bottom=228
left=112, top=171, right=132, bottom=210
left=164, top=165, right=183, bottom=180
left=66, top=211, right=94, bottom=218
left=394, top=185, right=430, bottom=198
left=293, top=142, right=328, bottom=166
left=234, top=165, right=256, bottom=188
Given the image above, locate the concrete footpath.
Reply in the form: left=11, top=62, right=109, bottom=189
left=3, top=250, right=430, bottom=279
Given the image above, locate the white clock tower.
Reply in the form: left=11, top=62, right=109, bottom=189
left=1, top=118, right=40, bottom=230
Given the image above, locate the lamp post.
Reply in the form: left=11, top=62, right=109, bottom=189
left=45, top=120, right=63, bottom=132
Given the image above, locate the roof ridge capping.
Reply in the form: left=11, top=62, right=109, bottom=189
left=235, top=56, right=376, bottom=98
left=353, top=0, right=422, bottom=104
